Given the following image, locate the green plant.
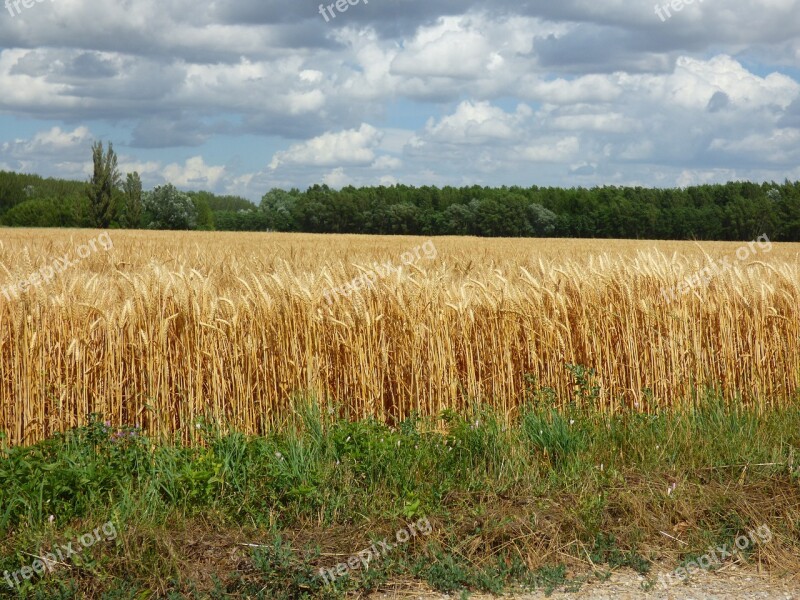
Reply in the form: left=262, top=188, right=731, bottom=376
left=251, top=535, right=334, bottom=599
left=520, top=406, right=587, bottom=470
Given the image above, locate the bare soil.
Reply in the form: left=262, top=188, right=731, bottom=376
left=367, top=567, right=800, bottom=599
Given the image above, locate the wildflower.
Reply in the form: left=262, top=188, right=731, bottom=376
left=569, top=419, right=575, bottom=425
left=48, top=515, right=55, bottom=524
left=275, top=452, right=283, bottom=460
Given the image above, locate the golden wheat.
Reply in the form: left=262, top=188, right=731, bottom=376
left=0, top=230, right=798, bottom=445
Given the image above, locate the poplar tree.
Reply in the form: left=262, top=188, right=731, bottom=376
left=86, top=141, right=121, bottom=228
left=123, top=171, right=143, bottom=228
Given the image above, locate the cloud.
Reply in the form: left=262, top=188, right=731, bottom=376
left=519, top=137, right=581, bottom=162
left=709, top=128, right=800, bottom=165
left=390, top=17, right=499, bottom=79
left=130, top=117, right=212, bottom=148
left=162, top=156, right=226, bottom=188
left=269, top=124, right=382, bottom=170
left=322, top=167, right=351, bottom=189
left=371, top=155, right=403, bottom=170
left=421, top=101, right=533, bottom=144
left=0, top=1, right=797, bottom=198
left=0, top=126, right=95, bottom=179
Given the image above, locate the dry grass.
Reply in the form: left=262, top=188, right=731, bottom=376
left=1, top=229, right=799, bottom=445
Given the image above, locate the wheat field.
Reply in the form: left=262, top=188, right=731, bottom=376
left=1, top=229, right=799, bottom=445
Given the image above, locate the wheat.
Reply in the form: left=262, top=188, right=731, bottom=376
left=0, top=230, right=798, bottom=444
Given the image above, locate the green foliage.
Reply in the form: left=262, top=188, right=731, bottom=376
left=589, top=533, right=651, bottom=575
left=521, top=408, right=587, bottom=470
left=0, top=399, right=799, bottom=596
left=413, top=550, right=570, bottom=595
left=121, top=172, right=143, bottom=229
left=174, top=449, right=224, bottom=507
left=565, top=363, right=601, bottom=405
left=190, top=193, right=215, bottom=231
left=0, top=172, right=88, bottom=226
left=250, top=536, right=334, bottom=599
left=0, top=198, right=80, bottom=227
left=86, top=141, right=121, bottom=228
left=211, top=209, right=270, bottom=231
left=252, top=180, right=800, bottom=240
left=0, top=172, right=25, bottom=216
left=0, top=414, right=148, bottom=530
left=143, top=184, right=197, bottom=230
left=527, top=201, right=558, bottom=235
left=439, top=407, right=510, bottom=478
left=2, top=167, right=800, bottom=239
left=260, top=188, right=297, bottom=230
left=414, top=551, right=474, bottom=592
left=200, top=192, right=256, bottom=212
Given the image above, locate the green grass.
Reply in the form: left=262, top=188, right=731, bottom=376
left=1, top=387, right=799, bottom=597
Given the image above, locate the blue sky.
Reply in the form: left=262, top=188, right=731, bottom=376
left=0, top=0, right=799, bottom=201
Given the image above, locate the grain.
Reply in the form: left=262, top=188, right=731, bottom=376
left=1, top=230, right=798, bottom=445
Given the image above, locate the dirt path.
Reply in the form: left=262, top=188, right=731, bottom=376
left=368, top=567, right=800, bottom=599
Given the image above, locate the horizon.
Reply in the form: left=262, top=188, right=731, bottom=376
left=0, top=1, right=798, bottom=202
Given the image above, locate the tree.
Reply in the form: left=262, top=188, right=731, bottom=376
left=0, top=172, right=24, bottom=216
left=526, top=203, right=558, bottom=236
left=379, top=202, right=420, bottom=234
left=122, top=172, right=143, bottom=228
left=442, top=202, right=474, bottom=235
left=260, top=188, right=298, bottom=231
left=472, top=198, right=508, bottom=236
left=1, top=198, right=80, bottom=227
left=143, top=184, right=198, bottom=230
left=86, top=141, right=121, bottom=228
left=191, top=193, right=215, bottom=230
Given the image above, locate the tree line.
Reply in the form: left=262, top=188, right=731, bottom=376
left=1, top=143, right=799, bottom=240
left=253, top=181, right=800, bottom=241
left=0, top=143, right=215, bottom=231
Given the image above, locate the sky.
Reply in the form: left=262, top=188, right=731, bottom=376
left=0, top=0, right=799, bottom=202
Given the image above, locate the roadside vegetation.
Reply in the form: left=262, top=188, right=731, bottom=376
left=2, top=387, right=799, bottom=598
